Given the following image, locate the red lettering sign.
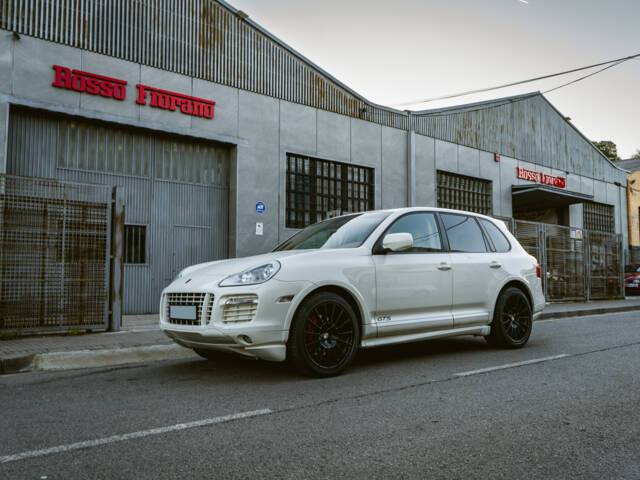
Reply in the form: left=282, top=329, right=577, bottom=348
left=52, top=65, right=127, bottom=100
left=516, top=166, right=539, bottom=182
left=541, top=173, right=566, bottom=188
left=135, top=84, right=215, bottom=119
left=516, top=166, right=566, bottom=188
left=52, top=66, right=217, bottom=120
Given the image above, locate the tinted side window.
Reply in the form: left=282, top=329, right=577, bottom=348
left=480, top=219, right=511, bottom=252
left=441, top=214, right=487, bottom=253
left=385, top=213, right=443, bottom=253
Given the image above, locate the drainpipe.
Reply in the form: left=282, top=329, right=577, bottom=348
left=627, top=174, right=634, bottom=263
left=407, top=112, right=415, bottom=207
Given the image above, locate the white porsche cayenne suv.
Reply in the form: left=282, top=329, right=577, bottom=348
left=160, top=208, right=545, bottom=377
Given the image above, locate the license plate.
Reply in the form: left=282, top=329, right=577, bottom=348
left=170, top=305, right=197, bottom=320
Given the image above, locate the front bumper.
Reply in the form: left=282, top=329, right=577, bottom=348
left=159, top=279, right=313, bottom=362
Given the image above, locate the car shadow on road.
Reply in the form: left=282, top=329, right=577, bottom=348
left=159, top=351, right=293, bottom=382
left=157, top=336, right=491, bottom=381
left=354, top=336, right=489, bottom=369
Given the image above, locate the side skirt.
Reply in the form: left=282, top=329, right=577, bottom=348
left=360, top=325, right=491, bottom=349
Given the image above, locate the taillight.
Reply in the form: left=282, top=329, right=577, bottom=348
left=536, top=263, right=541, bottom=278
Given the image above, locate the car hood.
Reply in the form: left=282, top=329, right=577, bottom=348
left=166, top=249, right=330, bottom=290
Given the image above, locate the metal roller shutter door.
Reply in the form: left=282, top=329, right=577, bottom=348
left=7, top=107, right=230, bottom=314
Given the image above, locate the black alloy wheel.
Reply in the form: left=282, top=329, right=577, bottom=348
left=486, top=286, right=533, bottom=348
left=288, top=291, right=360, bottom=377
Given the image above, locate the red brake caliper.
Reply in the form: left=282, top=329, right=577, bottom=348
left=306, top=315, right=318, bottom=344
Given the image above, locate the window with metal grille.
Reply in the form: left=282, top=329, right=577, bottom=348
left=437, top=171, right=492, bottom=215
left=286, top=153, right=374, bottom=229
left=124, top=225, right=146, bottom=264
left=583, top=202, right=614, bottom=233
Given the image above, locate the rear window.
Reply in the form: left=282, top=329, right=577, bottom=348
left=441, top=213, right=487, bottom=253
left=479, top=219, right=511, bottom=252
left=625, top=264, right=640, bottom=273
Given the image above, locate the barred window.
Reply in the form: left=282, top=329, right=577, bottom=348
left=583, top=202, right=614, bottom=233
left=437, top=171, right=492, bottom=215
left=124, top=225, right=147, bottom=264
left=286, top=153, right=374, bottom=229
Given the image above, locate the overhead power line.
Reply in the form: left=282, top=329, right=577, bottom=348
left=391, top=52, right=640, bottom=108
left=542, top=59, right=628, bottom=94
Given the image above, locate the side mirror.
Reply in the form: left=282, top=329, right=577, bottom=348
left=382, top=232, right=413, bottom=252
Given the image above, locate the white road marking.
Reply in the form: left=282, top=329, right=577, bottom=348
left=0, top=409, right=272, bottom=464
left=455, top=354, right=569, bottom=377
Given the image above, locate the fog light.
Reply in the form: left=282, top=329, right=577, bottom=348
left=238, top=335, right=253, bottom=344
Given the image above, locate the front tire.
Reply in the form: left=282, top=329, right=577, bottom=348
left=288, top=292, right=360, bottom=377
left=486, top=287, right=533, bottom=348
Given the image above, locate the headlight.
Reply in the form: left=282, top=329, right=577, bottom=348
left=219, top=261, right=281, bottom=287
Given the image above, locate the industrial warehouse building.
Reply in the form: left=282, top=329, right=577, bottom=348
left=0, top=1, right=628, bottom=331
left=618, top=157, right=640, bottom=263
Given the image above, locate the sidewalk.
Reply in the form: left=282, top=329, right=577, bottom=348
left=2, top=298, right=640, bottom=375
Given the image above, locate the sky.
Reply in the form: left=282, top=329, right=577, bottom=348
left=228, top=0, right=640, bottom=159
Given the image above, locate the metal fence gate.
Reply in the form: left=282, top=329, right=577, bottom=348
left=500, top=218, right=624, bottom=301
left=0, top=175, right=115, bottom=333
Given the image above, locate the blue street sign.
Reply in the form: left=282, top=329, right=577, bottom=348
left=255, top=201, right=266, bottom=214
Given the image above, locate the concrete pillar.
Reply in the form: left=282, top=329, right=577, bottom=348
left=109, top=187, right=125, bottom=332
left=407, top=130, right=415, bottom=207
left=0, top=102, right=8, bottom=175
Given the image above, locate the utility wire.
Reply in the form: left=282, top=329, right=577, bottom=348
left=412, top=57, right=633, bottom=118
left=392, top=52, right=640, bottom=108
left=542, top=59, right=628, bottom=94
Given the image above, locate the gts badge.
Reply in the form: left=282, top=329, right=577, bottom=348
left=376, top=315, right=391, bottom=323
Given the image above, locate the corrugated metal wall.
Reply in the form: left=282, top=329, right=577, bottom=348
left=0, top=0, right=364, bottom=120
left=7, top=107, right=230, bottom=314
left=0, top=0, right=620, bottom=181
left=414, top=95, right=617, bottom=180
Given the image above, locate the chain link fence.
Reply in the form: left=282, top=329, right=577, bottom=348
left=0, top=175, right=113, bottom=333
left=498, top=217, right=623, bottom=301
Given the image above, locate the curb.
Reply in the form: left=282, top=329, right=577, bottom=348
left=2, top=305, right=639, bottom=375
left=1, top=344, right=198, bottom=375
left=538, top=304, right=640, bottom=320
left=0, top=354, right=36, bottom=375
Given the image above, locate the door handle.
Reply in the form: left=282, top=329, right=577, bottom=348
left=438, top=262, right=451, bottom=271
left=489, top=261, right=502, bottom=269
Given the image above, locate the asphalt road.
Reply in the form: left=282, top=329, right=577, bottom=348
left=2, top=311, right=639, bottom=480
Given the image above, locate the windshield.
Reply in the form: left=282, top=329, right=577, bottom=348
left=274, top=212, right=390, bottom=251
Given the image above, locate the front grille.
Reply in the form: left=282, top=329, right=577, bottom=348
left=166, top=293, right=207, bottom=326
left=204, top=294, right=215, bottom=324
left=222, top=295, right=258, bottom=323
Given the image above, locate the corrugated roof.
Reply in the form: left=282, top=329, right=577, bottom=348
left=617, top=158, right=640, bottom=172
left=0, top=0, right=625, bottom=179
left=412, top=92, right=541, bottom=115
